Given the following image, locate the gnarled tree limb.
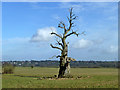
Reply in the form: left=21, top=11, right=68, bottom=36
left=51, top=32, right=62, bottom=39
left=56, top=55, right=61, bottom=58
left=67, top=57, right=76, bottom=62
left=50, top=44, right=63, bottom=51
left=65, top=31, right=79, bottom=38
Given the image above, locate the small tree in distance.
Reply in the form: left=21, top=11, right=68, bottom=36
left=50, top=8, right=81, bottom=78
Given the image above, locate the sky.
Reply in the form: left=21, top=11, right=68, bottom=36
left=2, top=2, right=118, bottom=61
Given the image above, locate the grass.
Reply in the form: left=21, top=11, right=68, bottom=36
left=2, top=67, right=118, bottom=88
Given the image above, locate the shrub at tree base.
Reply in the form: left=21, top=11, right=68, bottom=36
left=2, top=63, right=15, bottom=74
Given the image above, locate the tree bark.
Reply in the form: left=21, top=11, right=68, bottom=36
left=58, top=56, right=70, bottom=78
left=58, top=43, right=70, bottom=78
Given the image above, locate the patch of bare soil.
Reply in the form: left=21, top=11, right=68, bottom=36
left=36, top=75, right=91, bottom=80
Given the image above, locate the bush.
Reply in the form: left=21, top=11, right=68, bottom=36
left=2, top=63, right=15, bottom=74
left=31, top=65, right=34, bottom=68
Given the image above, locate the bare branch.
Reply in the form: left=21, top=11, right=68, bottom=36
left=67, top=16, right=70, bottom=22
left=71, top=25, right=76, bottom=27
left=49, top=55, right=56, bottom=59
left=51, top=32, right=62, bottom=39
left=56, top=55, right=61, bottom=58
left=50, top=44, right=62, bottom=51
left=81, top=31, right=86, bottom=35
left=69, top=8, right=78, bottom=20
left=72, top=16, right=78, bottom=20
left=64, top=8, right=78, bottom=36
left=69, top=7, right=73, bottom=18
left=58, top=21, right=67, bottom=31
left=65, top=31, right=79, bottom=38
left=49, top=55, right=61, bottom=59
left=67, top=57, right=76, bottom=62
left=72, top=14, right=75, bottom=17
left=67, top=42, right=69, bottom=45
left=56, top=39, right=63, bottom=48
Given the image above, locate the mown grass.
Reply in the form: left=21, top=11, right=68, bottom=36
left=2, top=67, right=118, bottom=88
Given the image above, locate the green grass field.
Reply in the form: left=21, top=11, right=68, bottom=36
left=2, top=67, right=118, bottom=88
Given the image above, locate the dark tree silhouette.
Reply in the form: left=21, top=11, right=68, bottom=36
left=50, top=8, right=79, bottom=78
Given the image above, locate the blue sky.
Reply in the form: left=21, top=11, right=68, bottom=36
left=2, top=2, right=118, bottom=61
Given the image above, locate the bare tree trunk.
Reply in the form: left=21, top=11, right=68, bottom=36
left=58, top=57, right=71, bottom=77
left=65, top=61, right=70, bottom=75
left=58, top=57, right=66, bottom=78
left=58, top=41, right=67, bottom=77
left=50, top=8, right=79, bottom=78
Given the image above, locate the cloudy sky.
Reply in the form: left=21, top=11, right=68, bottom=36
left=2, top=2, right=118, bottom=61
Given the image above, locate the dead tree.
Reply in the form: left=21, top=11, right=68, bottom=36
left=50, top=8, right=79, bottom=78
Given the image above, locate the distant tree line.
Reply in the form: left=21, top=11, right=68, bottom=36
left=2, top=60, right=118, bottom=68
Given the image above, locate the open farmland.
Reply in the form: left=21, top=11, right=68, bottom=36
left=2, top=67, right=118, bottom=88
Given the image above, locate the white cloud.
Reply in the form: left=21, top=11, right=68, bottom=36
left=30, top=27, right=56, bottom=42
left=73, top=39, right=93, bottom=49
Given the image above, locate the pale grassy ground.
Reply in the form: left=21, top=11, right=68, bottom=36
left=2, top=67, right=118, bottom=88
